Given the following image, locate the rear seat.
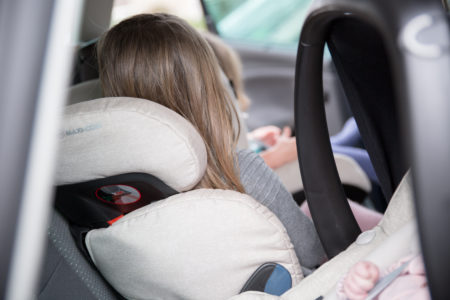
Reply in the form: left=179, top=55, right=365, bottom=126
left=38, top=211, right=121, bottom=299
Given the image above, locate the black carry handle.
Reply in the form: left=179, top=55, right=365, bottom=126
left=295, top=10, right=361, bottom=258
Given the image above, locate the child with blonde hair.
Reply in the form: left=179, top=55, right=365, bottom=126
left=98, top=13, right=325, bottom=270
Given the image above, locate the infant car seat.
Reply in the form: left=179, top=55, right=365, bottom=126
left=55, top=97, right=304, bottom=300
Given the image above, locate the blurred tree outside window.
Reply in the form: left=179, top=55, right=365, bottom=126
left=111, top=0, right=315, bottom=49
left=203, top=0, right=312, bottom=49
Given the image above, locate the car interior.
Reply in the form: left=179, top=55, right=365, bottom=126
left=0, top=0, right=448, bottom=299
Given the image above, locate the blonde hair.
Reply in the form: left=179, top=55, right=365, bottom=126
left=202, top=32, right=251, bottom=112
left=98, top=14, right=244, bottom=192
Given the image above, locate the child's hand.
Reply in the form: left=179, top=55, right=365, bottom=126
left=248, top=126, right=282, bottom=146
left=260, top=127, right=297, bottom=169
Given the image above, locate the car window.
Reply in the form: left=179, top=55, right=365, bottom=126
left=202, top=0, right=312, bottom=49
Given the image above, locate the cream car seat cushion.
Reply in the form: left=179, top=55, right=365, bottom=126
left=86, top=189, right=303, bottom=300
left=57, top=97, right=207, bottom=192
left=274, top=153, right=371, bottom=195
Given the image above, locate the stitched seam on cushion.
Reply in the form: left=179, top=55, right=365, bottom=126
left=110, top=189, right=298, bottom=231
left=113, top=191, right=255, bottom=221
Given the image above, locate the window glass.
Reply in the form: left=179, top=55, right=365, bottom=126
left=203, top=0, right=312, bottom=48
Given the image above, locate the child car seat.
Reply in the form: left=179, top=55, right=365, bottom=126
left=55, top=97, right=303, bottom=299
left=67, top=79, right=374, bottom=205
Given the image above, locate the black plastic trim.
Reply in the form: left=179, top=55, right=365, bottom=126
left=55, top=172, right=177, bottom=229
left=240, top=263, right=276, bottom=293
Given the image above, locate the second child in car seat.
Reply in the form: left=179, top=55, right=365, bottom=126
left=203, top=32, right=298, bottom=170
left=97, top=13, right=325, bottom=270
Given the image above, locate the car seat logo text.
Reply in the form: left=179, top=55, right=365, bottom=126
left=61, top=123, right=102, bottom=138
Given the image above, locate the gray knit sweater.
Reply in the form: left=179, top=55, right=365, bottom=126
left=237, top=149, right=325, bottom=269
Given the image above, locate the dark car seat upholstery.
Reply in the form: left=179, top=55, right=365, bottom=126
left=38, top=210, right=121, bottom=299
left=41, top=97, right=303, bottom=299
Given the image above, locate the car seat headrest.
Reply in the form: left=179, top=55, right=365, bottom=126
left=57, top=97, right=207, bottom=192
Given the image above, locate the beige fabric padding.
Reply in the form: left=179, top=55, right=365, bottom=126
left=274, top=153, right=371, bottom=195
left=280, top=172, right=415, bottom=300
left=322, top=221, right=420, bottom=299
left=361, top=221, right=420, bottom=271
left=56, top=97, right=207, bottom=192
left=86, top=189, right=303, bottom=300
left=67, top=78, right=103, bottom=105
left=229, top=172, right=416, bottom=300
left=233, top=221, right=419, bottom=300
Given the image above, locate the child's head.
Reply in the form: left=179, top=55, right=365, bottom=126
left=202, top=32, right=251, bottom=112
left=97, top=14, right=244, bottom=192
